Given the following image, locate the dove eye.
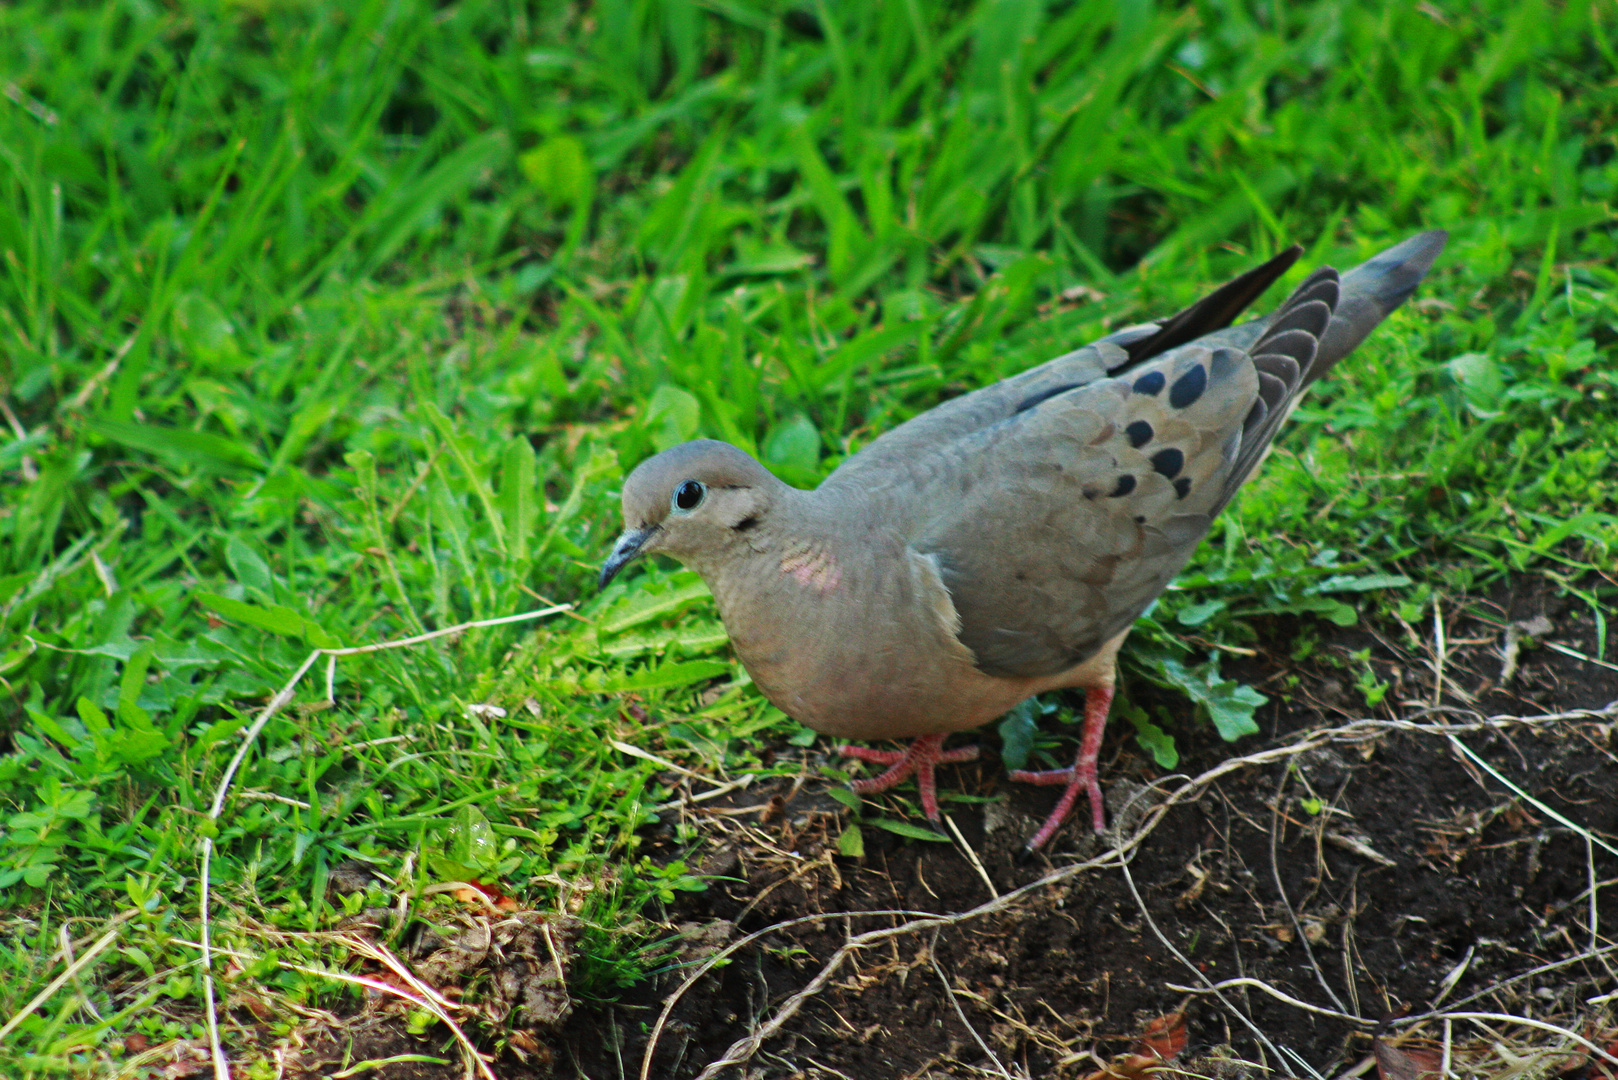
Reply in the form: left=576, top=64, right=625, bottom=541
left=672, top=480, right=706, bottom=512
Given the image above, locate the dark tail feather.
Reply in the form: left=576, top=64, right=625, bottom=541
left=1312, top=229, right=1448, bottom=377
left=1207, top=229, right=1446, bottom=517
left=1121, top=245, right=1304, bottom=364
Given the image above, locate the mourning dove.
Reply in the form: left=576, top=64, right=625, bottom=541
left=601, top=231, right=1446, bottom=851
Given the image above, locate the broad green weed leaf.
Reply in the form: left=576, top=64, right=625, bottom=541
left=172, top=292, right=241, bottom=363
left=726, top=240, right=814, bottom=276
left=997, top=699, right=1041, bottom=772
left=597, top=576, right=712, bottom=635
left=1118, top=698, right=1179, bottom=769
left=837, top=823, right=865, bottom=857
left=226, top=537, right=276, bottom=599
left=428, top=856, right=483, bottom=884
left=1312, top=573, right=1412, bottom=593
left=1447, top=352, right=1505, bottom=417
left=607, top=660, right=730, bottom=693
left=102, top=726, right=171, bottom=766
left=1143, top=655, right=1266, bottom=742
left=645, top=385, right=701, bottom=452
left=1175, top=599, right=1227, bottom=626
left=870, top=819, right=951, bottom=842
left=1270, top=595, right=1358, bottom=626
left=500, top=436, right=537, bottom=563
left=520, top=135, right=595, bottom=209
left=146, top=634, right=235, bottom=668
left=197, top=592, right=304, bottom=637
left=89, top=419, right=263, bottom=472
left=449, top=805, right=500, bottom=871
left=196, top=592, right=339, bottom=648
left=117, top=646, right=155, bottom=728
left=763, top=414, right=820, bottom=483
left=594, top=623, right=729, bottom=659
left=77, top=697, right=110, bottom=736
left=27, top=706, right=80, bottom=750
left=826, top=788, right=862, bottom=811
left=193, top=717, right=249, bottom=754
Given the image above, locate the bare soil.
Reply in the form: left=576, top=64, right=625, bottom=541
left=280, top=581, right=1618, bottom=1080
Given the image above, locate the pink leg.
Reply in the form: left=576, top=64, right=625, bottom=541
left=838, top=734, right=980, bottom=823
left=1008, top=683, right=1114, bottom=851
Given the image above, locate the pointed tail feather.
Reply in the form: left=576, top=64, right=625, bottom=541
left=1312, top=229, right=1448, bottom=377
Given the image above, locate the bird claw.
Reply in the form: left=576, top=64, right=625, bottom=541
left=837, top=734, right=978, bottom=823
left=1016, top=767, right=1105, bottom=852
left=1013, top=842, right=1043, bottom=867
left=1011, top=684, right=1113, bottom=851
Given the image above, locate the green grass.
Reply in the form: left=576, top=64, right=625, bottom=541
left=0, top=0, right=1614, bottom=1072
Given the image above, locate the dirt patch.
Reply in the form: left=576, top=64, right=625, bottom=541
left=566, top=585, right=1617, bottom=1080
left=272, top=583, right=1618, bottom=1079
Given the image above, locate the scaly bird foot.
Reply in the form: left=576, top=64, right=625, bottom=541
left=838, top=733, right=979, bottom=823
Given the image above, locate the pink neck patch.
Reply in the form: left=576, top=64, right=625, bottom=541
left=779, top=542, right=843, bottom=594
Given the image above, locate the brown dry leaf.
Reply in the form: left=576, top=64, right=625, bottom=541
left=453, top=878, right=519, bottom=911
left=1105, top=1053, right=1166, bottom=1080
left=1580, top=1029, right=1618, bottom=1080
left=1075, top=1011, right=1190, bottom=1080
left=507, top=1027, right=555, bottom=1066
left=156, top=1039, right=213, bottom=1079
left=1135, top=1010, right=1188, bottom=1062
left=1374, top=1037, right=1443, bottom=1080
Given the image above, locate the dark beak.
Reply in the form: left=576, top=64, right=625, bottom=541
left=599, top=526, right=656, bottom=589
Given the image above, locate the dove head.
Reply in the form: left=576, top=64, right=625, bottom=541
left=599, top=439, right=787, bottom=588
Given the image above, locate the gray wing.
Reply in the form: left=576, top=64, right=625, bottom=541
left=919, top=233, right=1449, bottom=680
left=837, top=231, right=1446, bottom=679
left=912, top=329, right=1298, bottom=678
left=822, top=245, right=1309, bottom=497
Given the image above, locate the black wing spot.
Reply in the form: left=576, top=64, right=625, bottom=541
left=733, top=515, right=760, bottom=532
left=1014, top=381, right=1084, bottom=413
left=1208, top=346, right=1243, bottom=377
left=1132, top=370, right=1166, bottom=395
left=1125, top=420, right=1153, bottom=447
left=1169, top=364, right=1207, bottom=408
left=1110, top=475, right=1137, bottom=497
left=1173, top=477, right=1192, bottom=499
left=1150, top=448, right=1184, bottom=478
